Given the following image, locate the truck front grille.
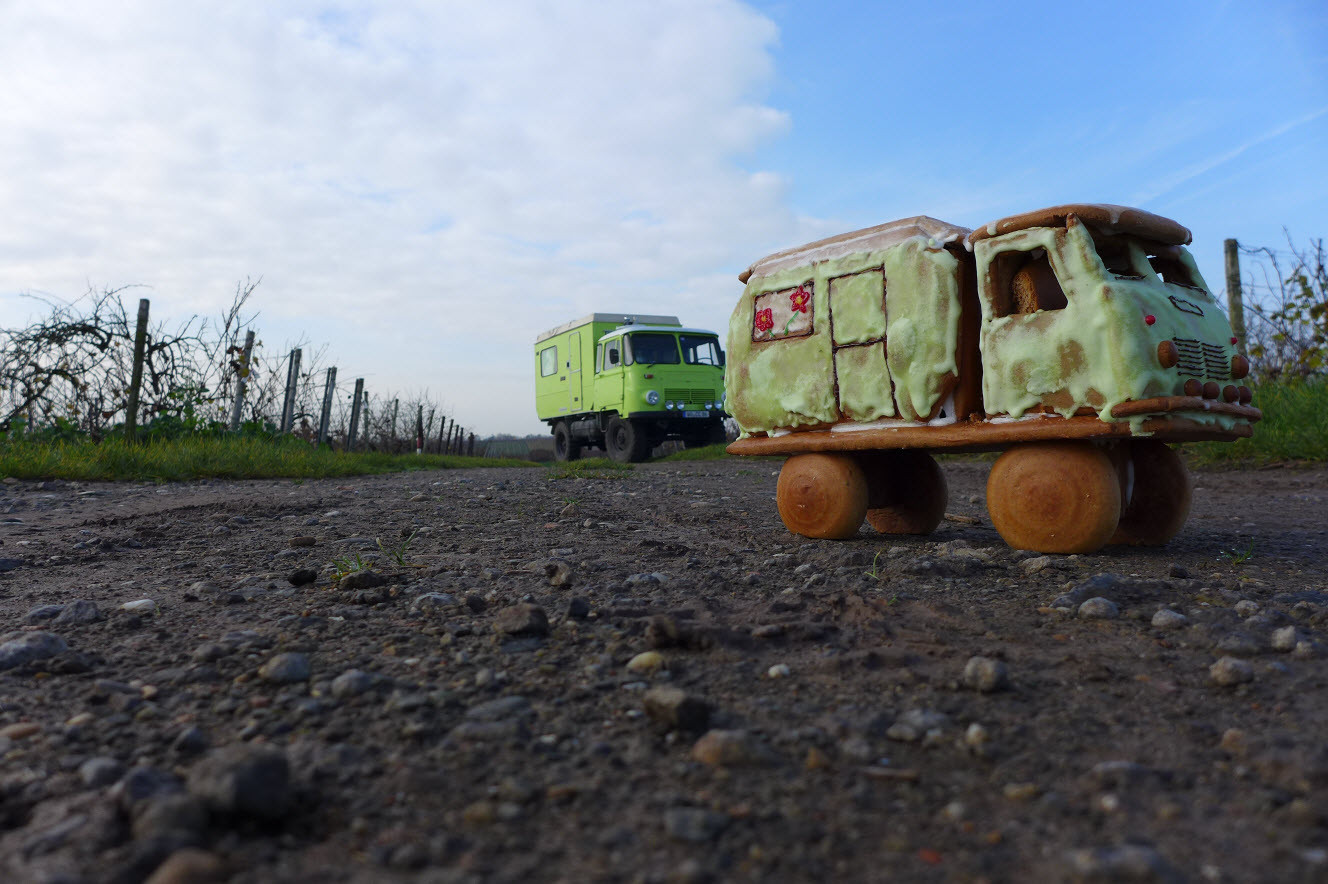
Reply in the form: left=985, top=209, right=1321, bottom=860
left=1173, top=338, right=1230, bottom=380
left=665, top=388, right=713, bottom=406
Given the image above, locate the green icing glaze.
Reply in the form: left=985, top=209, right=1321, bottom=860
left=829, top=269, right=886, bottom=344
left=726, top=236, right=959, bottom=434
left=976, top=223, right=1239, bottom=422
left=835, top=344, right=895, bottom=420
left=884, top=240, right=960, bottom=421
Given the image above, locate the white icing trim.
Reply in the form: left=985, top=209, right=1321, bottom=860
left=986, top=413, right=1058, bottom=424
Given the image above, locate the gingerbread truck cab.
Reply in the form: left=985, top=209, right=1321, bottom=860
left=724, top=204, right=1260, bottom=553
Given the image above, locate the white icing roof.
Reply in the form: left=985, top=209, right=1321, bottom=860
left=739, top=216, right=972, bottom=283
left=535, top=312, right=680, bottom=344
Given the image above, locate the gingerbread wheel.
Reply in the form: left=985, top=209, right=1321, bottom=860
left=857, top=450, right=948, bottom=535
left=1110, top=440, right=1191, bottom=546
left=986, top=442, right=1121, bottom=553
left=776, top=453, right=868, bottom=539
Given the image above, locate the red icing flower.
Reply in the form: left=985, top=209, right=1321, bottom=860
left=754, top=307, right=774, bottom=333
left=789, top=286, right=810, bottom=314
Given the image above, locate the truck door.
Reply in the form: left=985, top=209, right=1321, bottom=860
left=568, top=331, right=583, bottom=414
left=596, top=336, right=624, bottom=412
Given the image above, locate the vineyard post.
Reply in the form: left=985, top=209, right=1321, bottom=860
left=425, top=408, right=435, bottom=453
left=347, top=378, right=364, bottom=451
left=444, top=418, right=454, bottom=454
left=1224, top=239, right=1247, bottom=351
left=391, top=399, right=399, bottom=451
left=123, top=298, right=150, bottom=440
left=360, top=390, right=371, bottom=449
left=415, top=404, right=424, bottom=455
left=435, top=412, right=447, bottom=453
left=279, top=348, right=302, bottom=433
left=228, top=329, right=256, bottom=431
left=467, top=433, right=475, bottom=456
left=454, top=427, right=463, bottom=455
left=317, top=367, right=337, bottom=446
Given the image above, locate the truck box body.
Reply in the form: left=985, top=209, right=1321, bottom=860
left=534, top=313, right=680, bottom=422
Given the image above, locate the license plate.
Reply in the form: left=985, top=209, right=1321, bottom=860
left=683, top=410, right=707, bottom=418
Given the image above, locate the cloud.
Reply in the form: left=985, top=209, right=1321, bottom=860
left=0, top=0, right=795, bottom=433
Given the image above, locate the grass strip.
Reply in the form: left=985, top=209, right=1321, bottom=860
left=0, top=435, right=535, bottom=481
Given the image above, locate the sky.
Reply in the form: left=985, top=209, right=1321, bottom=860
left=1, top=0, right=1325, bottom=436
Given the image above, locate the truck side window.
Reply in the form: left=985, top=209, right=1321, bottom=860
left=596, top=343, right=604, bottom=372
left=989, top=248, right=1067, bottom=317
left=607, top=343, right=620, bottom=366
left=539, top=346, right=558, bottom=377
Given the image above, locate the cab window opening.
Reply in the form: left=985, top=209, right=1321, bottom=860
left=987, top=247, right=1068, bottom=318
left=1147, top=246, right=1204, bottom=292
left=680, top=334, right=722, bottom=366
left=1090, top=232, right=1147, bottom=279
left=626, top=333, right=681, bottom=365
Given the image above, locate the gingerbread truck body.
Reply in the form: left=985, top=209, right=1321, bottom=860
left=724, top=204, right=1260, bottom=553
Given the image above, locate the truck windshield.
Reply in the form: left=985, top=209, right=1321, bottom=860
left=679, top=334, right=722, bottom=365
left=626, top=333, right=680, bottom=365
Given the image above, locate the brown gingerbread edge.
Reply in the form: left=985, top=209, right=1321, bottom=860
left=967, top=204, right=1191, bottom=247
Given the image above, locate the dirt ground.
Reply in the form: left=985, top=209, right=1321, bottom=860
left=1, top=456, right=1327, bottom=883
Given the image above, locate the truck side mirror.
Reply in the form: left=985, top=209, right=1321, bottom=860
left=608, top=348, right=619, bottom=365
left=719, top=349, right=726, bottom=366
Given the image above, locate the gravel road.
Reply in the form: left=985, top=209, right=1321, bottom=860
left=1, top=458, right=1327, bottom=883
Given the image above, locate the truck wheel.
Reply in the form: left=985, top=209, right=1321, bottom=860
left=857, top=451, right=948, bottom=535
left=1110, top=440, right=1191, bottom=545
left=986, top=442, right=1121, bottom=554
left=553, top=423, right=581, bottom=462
left=606, top=417, right=649, bottom=463
left=776, top=453, right=868, bottom=539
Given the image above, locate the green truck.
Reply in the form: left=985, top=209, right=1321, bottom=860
left=534, top=313, right=727, bottom=462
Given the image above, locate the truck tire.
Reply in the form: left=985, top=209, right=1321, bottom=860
left=986, top=442, right=1121, bottom=554
left=776, top=453, right=868, bottom=539
left=1109, top=440, right=1191, bottom=545
left=606, top=416, right=649, bottom=463
left=553, top=423, right=581, bottom=462
left=857, top=451, right=948, bottom=535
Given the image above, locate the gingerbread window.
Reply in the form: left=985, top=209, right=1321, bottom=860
left=752, top=281, right=814, bottom=342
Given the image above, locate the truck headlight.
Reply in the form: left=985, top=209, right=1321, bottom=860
left=705, top=402, right=713, bottom=410
left=646, top=390, right=659, bottom=405
left=665, top=401, right=674, bottom=410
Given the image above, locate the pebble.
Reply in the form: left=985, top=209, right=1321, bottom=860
left=1021, top=556, right=1052, bottom=574
left=258, top=652, right=312, bottom=684
left=1064, top=844, right=1176, bottom=882
left=288, top=568, right=318, bottom=586
left=0, top=721, right=41, bottom=739
left=962, top=656, right=1009, bottom=692
left=664, top=806, right=730, bottom=842
left=1210, top=656, right=1254, bottom=686
left=1271, top=626, right=1300, bottom=652
left=80, top=756, right=127, bottom=787
left=330, top=669, right=377, bottom=698
left=1151, top=608, right=1188, bottom=629
left=493, top=603, right=550, bottom=636
left=288, top=536, right=317, bottom=548
left=132, top=792, right=209, bottom=840
left=54, top=599, right=103, bottom=624
left=691, top=729, right=774, bottom=766
left=626, top=651, right=666, bottom=673
left=23, top=604, right=64, bottom=624
left=0, top=631, right=68, bottom=670
left=767, top=663, right=791, bottom=679
left=121, top=599, right=158, bottom=615
left=338, top=570, right=386, bottom=590
left=411, top=592, right=458, bottom=613
left=544, top=559, right=574, bottom=587
left=187, top=744, right=291, bottom=820
left=887, top=709, right=948, bottom=742
left=643, top=686, right=711, bottom=733
left=1233, top=600, right=1260, bottom=617
left=567, top=597, right=591, bottom=619
left=144, top=848, right=227, bottom=884
left=1078, top=597, right=1120, bottom=620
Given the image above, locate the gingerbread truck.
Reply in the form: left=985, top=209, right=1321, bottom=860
left=724, top=204, right=1260, bottom=553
